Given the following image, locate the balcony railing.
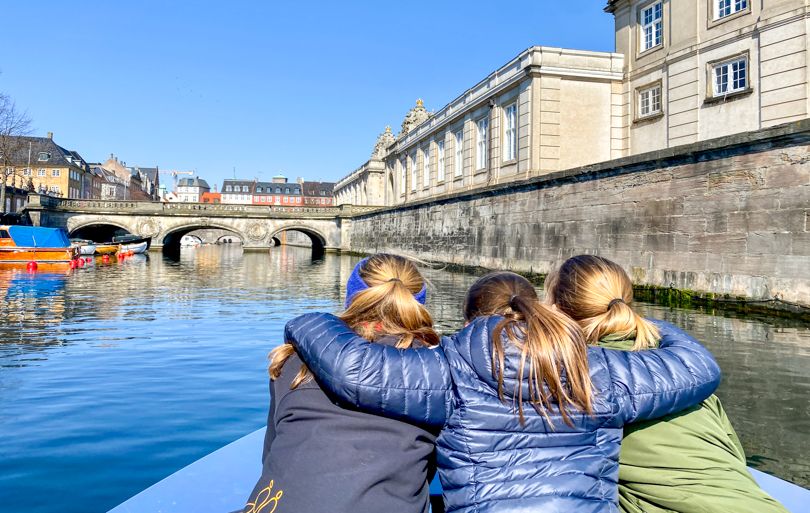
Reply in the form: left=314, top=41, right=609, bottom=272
left=25, top=194, right=376, bottom=217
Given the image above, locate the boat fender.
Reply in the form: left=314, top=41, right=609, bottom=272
left=27, top=261, right=37, bottom=270
left=102, top=255, right=110, bottom=263
left=85, top=257, right=92, bottom=263
left=78, top=259, right=85, bottom=267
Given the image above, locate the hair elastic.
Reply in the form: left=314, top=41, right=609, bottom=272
left=509, top=294, right=520, bottom=310
left=607, top=298, right=625, bottom=311
left=388, top=278, right=402, bottom=283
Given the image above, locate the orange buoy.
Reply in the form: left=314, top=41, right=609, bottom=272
left=128, top=251, right=134, bottom=256
left=27, top=261, right=37, bottom=270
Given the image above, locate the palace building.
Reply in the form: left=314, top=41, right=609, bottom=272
left=335, top=0, right=810, bottom=207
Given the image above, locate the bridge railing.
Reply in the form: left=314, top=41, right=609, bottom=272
left=25, top=194, right=377, bottom=218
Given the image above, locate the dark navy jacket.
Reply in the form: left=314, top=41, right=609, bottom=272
left=286, top=313, right=721, bottom=513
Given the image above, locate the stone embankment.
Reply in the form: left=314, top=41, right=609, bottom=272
left=349, top=120, right=810, bottom=312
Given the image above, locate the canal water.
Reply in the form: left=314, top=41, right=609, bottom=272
left=0, top=245, right=808, bottom=513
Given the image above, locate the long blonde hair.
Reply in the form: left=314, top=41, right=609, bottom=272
left=463, top=271, right=593, bottom=426
left=544, top=255, right=659, bottom=351
left=269, top=254, right=439, bottom=389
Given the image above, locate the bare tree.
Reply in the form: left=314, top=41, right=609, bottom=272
left=0, top=92, right=34, bottom=212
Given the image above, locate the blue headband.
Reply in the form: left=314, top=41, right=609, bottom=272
left=345, top=258, right=427, bottom=309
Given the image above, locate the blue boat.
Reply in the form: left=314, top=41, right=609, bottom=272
left=109, top=427, right=809, bottom=513
left=0, top=225, right=79, bottom=263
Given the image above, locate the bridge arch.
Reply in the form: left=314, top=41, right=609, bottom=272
left=159, top=222, right=248, bottom=250
left=268, top=224, right=328, bottom=255
left=68, top=220, right=137, bottom=242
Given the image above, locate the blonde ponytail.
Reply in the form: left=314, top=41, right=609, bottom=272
left=545, top=255, right=659, bottom=351
left=268, top=254, right=438, bottom=388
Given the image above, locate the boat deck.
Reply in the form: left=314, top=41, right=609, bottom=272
left=108, top=427, right=808, bottom=513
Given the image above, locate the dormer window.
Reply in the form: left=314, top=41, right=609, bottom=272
left=242, top=186, right=250, bottom=192
left=294, top=188, right=300, bottom=194
left=38, top=152, right=50, bottom=161
left=285, top=187, right=290, bottom=194
left=226, top=185, right=233, bottom=192
left=276, top=187, right=281, bottom=193
left=257, top=187, right=263, bottom=193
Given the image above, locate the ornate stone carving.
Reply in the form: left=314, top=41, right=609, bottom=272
left=399, top=99, right=434, bottom=136
left=246, top=221, right=268, bottom=241
left=372, top=126, right=397, bottom=159
left=138, top=219, right=161, bottom=237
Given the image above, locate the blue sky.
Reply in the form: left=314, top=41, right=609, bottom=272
left=1, top=1, right=615, bottom=189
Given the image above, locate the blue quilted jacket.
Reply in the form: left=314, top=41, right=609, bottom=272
left=286, top=313, right=721, bottom=513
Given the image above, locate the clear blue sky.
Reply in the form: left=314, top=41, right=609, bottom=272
left=1, top=0, right=614, bottom=189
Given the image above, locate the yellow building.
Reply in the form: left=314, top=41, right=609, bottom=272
left=4, top=133, right=94, bottom=199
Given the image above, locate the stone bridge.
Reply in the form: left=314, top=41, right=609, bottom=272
left=24, top=195, right=379, bottom=251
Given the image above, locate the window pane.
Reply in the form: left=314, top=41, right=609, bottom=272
left=455, top=131, right=464, bottom=177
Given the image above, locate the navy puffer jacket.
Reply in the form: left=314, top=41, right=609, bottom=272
left=286, top=314, right=721, bottom=513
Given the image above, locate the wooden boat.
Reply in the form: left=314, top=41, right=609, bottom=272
left=94, top=244, right=120, bottom=255
left=108, top=427, right=809, bottom=513
left=0, top=225, right=79, bottom=263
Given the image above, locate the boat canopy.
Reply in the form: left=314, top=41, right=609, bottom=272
left=8, top=226, right=71, bottom=248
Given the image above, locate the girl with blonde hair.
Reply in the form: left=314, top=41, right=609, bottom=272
left=545, top=254, right=788, bottom=513
left=285, top=268, right=724, bottom=512
left=244, top=254, right=441, bottom=513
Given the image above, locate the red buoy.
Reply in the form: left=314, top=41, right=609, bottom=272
left=27, top=261, right=37, bottom=270
left=78, top=258, right=85, bottom=267
left=69, top=260, right=76, bottom=269
left=85, top=257, right=92, bottom=263
left=102, top=255, right=110, bottom=262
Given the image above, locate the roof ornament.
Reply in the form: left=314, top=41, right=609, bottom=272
left=399, top=99, right=434, bottom=137
left=372, top=126, right=398, bottom=159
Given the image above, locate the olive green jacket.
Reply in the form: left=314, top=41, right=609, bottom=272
left=599, top=336, right=788, bottom=513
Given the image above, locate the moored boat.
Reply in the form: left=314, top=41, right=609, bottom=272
left=0, top=226, right=79, bottom=263
left=70, top=238, right=98, bottom=256
left=94, top=244, right=120, bottom=255
left=112, top=235, right=152, bottom=250
left=120, top=241, right=148, bottom=254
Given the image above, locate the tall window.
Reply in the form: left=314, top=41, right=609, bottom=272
left=638, top=85, right=662, bottom=117
left=641, top=2, right=662, bottom=52
left=504, top=104, right=517, bottom=161
left=455, top=130, right=464, bottom=177
left=52, top=169, right=61, bottom=177
left=716, top=0, right=747, bottom=19
left=437, top=140, right=445, bottom=182
left=713, top=58, right=747, bottom=96
left=400, top=158, right=407, bottom=194
left=23, top=168, right=32, bottom=176
left=411, top=154, right=417, bottom=191
left=37, top=168, right=46, bottom=177
left=476, top=118, right=488, bottom=170
left=422, top=148, right=430, bottom=188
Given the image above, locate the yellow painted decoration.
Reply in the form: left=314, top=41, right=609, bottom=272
left=245, top=479, right=283, bottom=513
left=416, top=98, right=423, bottom=106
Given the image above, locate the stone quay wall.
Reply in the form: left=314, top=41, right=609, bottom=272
left=349, top=120, right=810, bottom=305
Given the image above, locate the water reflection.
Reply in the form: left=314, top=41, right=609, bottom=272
left=0, top=246, right=807, bottom=513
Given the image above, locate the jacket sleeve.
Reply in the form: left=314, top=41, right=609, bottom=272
left=603, top=320, right=722, bottom=424
left=284, top=312, right=453, bottom=427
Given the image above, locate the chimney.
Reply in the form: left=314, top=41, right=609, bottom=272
left=47, top=132, right=53, bottom=139
left=213, top=184, right=217, bottom=193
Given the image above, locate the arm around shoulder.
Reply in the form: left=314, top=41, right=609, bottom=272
left=285, top=312, right=453, bottom=426
left=601, top=319, right=722, bottom=424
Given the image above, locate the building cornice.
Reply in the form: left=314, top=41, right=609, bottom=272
left=388, top=46, right=623, bottom=155
left=334, top=159, right=385, bottom=191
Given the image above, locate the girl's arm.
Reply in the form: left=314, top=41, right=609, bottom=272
left=284, top=312, right=453, bottom=427
left=601, top=320, right=722, bottom=424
